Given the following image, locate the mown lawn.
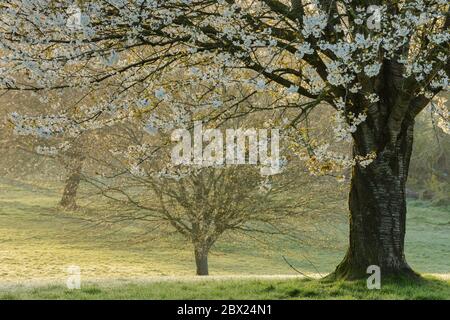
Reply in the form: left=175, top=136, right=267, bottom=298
left=1, top=276, right=449, bottom=300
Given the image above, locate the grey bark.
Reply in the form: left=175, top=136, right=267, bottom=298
left=333, top=119, right=418, bottom=279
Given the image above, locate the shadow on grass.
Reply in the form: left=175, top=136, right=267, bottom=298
left=313, top=275, right=450, bottom=300
left=1, top=276, right=449, bottom=300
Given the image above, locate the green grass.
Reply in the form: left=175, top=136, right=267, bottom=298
left=1, top=276, right=449, bottom=300
left=0, top=177, right=348, bottom=282
left=0, top=177, right=448, bottom=299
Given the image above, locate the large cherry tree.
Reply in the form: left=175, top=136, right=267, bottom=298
left=0, top=0, right=448, bottom=279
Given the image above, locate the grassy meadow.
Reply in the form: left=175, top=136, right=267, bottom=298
left=2, top=276, right=449, bottom=300
left=0, top=177, right=449, bottom=299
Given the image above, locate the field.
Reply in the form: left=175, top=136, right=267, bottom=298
left=0, top=177, right=449, bottom=299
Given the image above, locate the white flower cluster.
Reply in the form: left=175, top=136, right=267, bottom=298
left=334, top=111, right=368, bottom=142
left=10, top=112, right=73, bottom=138
left=302, top=13, right=328, bottom=38
left=36, top=142, right=71, bottom=156
left=0, top=0, right=448, bottom=176
left=295, top=43, right=314, bottom=60
left=430, top=96, right=450, bottom=135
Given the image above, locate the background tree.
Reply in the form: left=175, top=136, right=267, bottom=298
left=58, top=140, right=86, bottom=209
left=1, top=88, right=92, bottom=209
left=87, top=164, right=305, bottom=276
left=408, top=95, right=450, bottom=205
left=81, top=117, right=307, bottom=275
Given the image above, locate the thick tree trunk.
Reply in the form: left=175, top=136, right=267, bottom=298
left=59, top=158, right=83, bottom=210
left=194, top=245, right=209, bottom=276
left=333, top=121, right=418, bottom=280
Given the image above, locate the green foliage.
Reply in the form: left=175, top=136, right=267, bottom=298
left=408, top=111, right=450, bottom=205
